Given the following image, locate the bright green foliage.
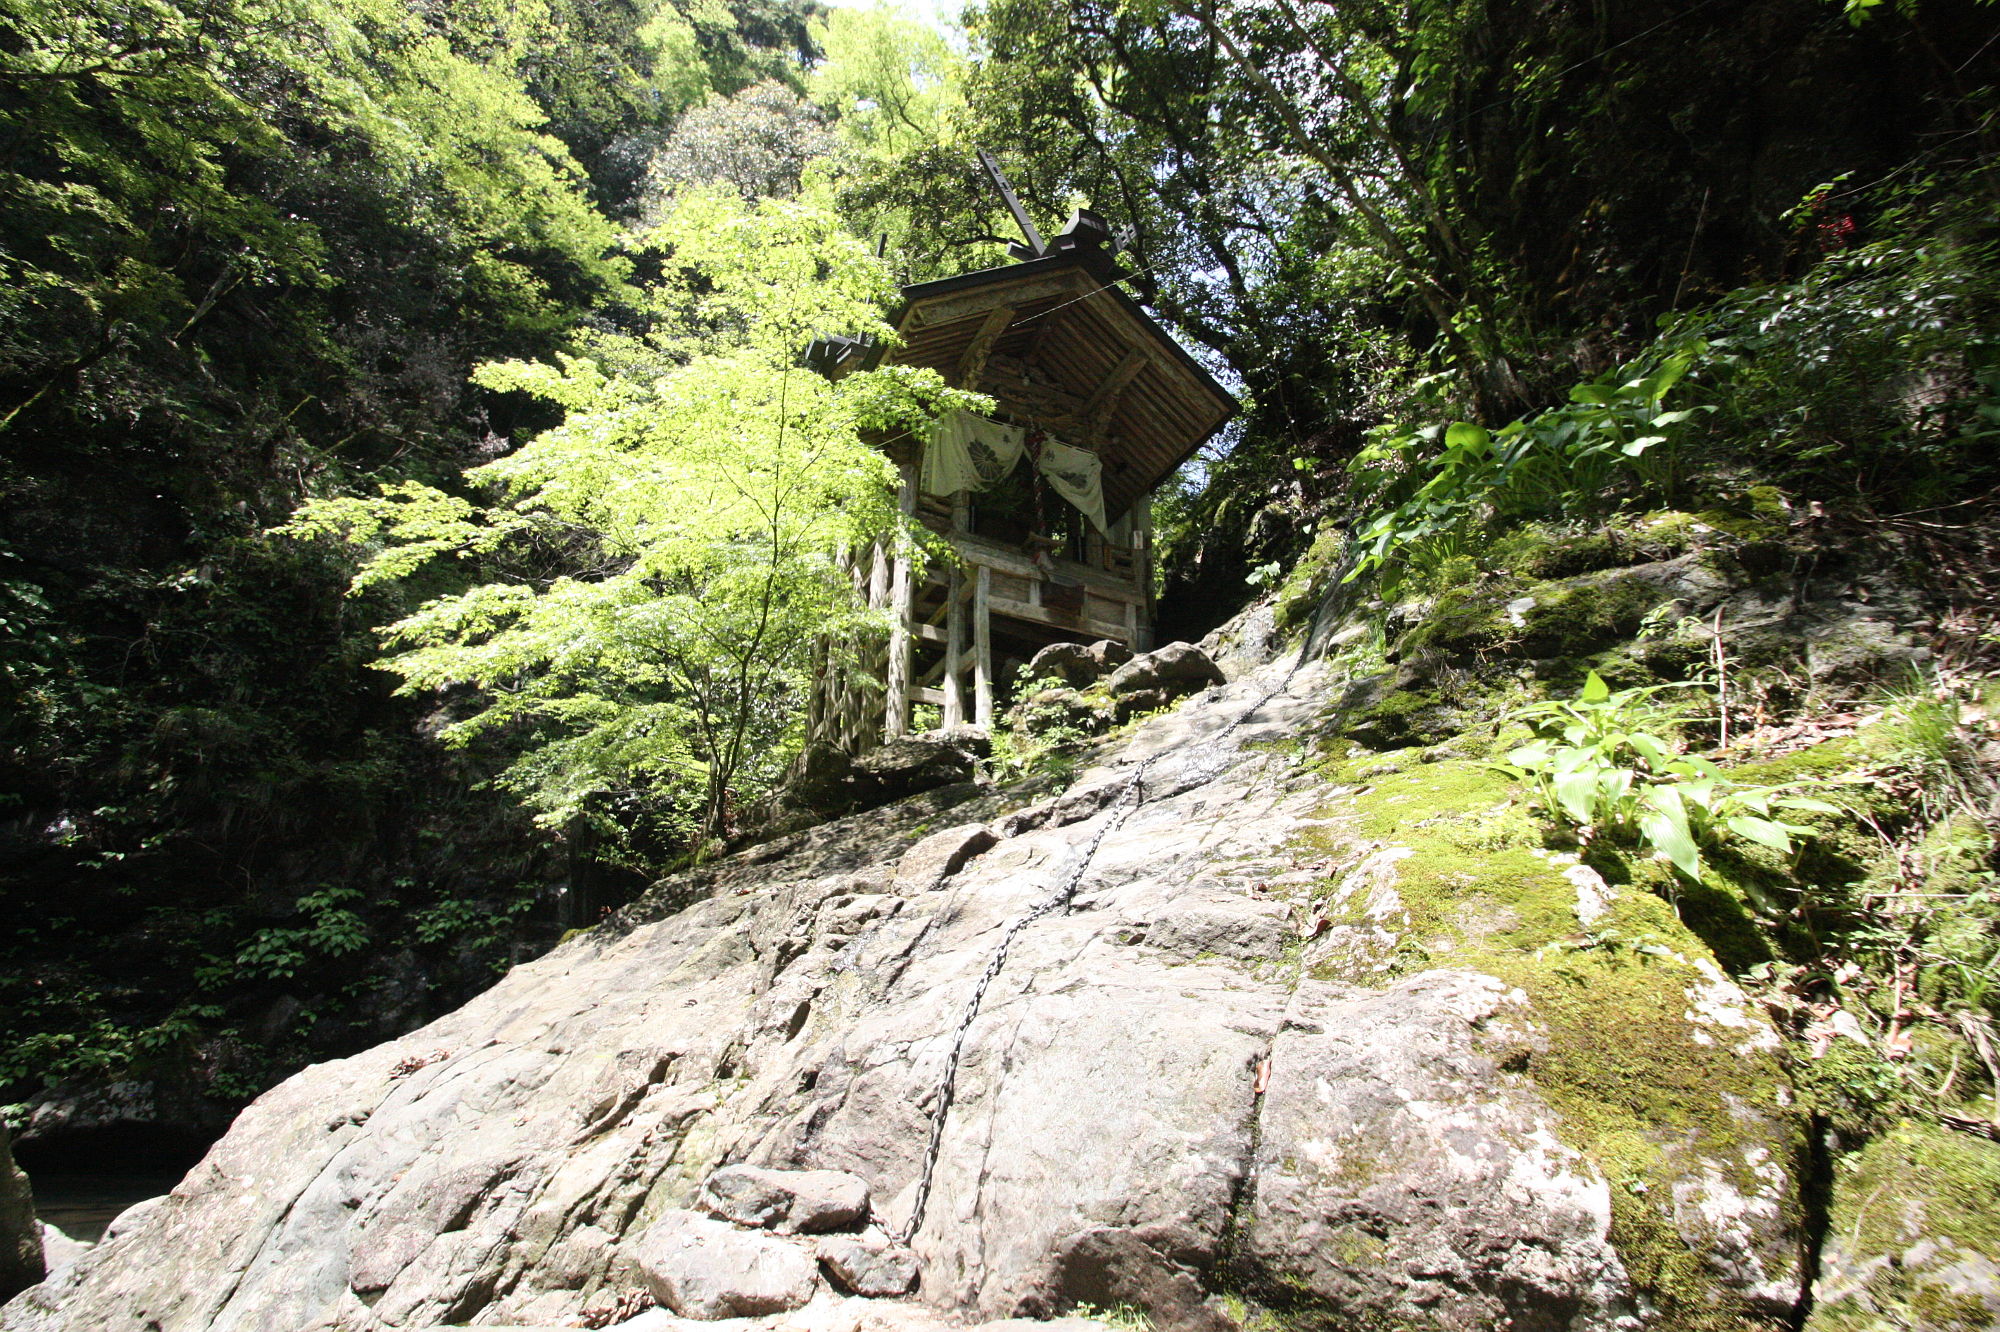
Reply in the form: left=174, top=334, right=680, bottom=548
left=809, top=4, right=966, bottom=157
left=1504, top=672, right=1838, bottom=881
left=0, top=0, right=629, bottom=438
left=1345, top=345, right=1709, bottom=597
left=1682, top=199, right=2000, bottom=513
left=284, top=190, right=986, bottom=846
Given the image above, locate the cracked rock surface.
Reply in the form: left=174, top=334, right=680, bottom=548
left=1, top=647, right=1806, bottom=1332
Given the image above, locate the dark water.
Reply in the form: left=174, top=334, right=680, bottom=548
left=14, top=1126, right=213, bottom=1245
left=30, top=1168, right=187, bottom=1243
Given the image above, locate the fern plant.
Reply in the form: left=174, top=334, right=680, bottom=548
left=1504, top=672, right=1838, bottom=880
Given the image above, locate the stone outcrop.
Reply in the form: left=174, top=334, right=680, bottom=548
left=2, top=642, right=1812, bottom=1332
left=820, top=1236, right=920, bottom=1297
left=701, top=1165, right=869, bottom=1234
left=744, top=733, right=993, bottom=844
left=26, top=1230, right=83, bottom=1282
left=632, top=1211, right=821, bottom=1318
left=0, top=1127, right=39, bottom=1304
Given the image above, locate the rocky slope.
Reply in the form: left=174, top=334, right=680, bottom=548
left=1, top=621, right=1819, bottom=1332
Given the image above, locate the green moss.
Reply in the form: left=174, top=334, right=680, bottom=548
left=1692, top=510, right=1787, bottom=543
left=1297, top=757, right=1801, bottom=1327
left=1274, top=530, right=1349, bottom=636
left=1395, top=569, right=1671, bottom=663
left=1811, top=1121, right=2000, bottom=1332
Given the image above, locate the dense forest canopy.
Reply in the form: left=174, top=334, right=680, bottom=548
left=3, top=0, right=1998, bottom=1193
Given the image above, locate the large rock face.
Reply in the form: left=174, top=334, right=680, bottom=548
left=1, top=647, right=1808, bottom=1332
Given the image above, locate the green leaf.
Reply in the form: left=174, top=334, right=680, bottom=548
left=1726, top=815, right=1795, bottom=853
left=1569, top=384, right=1617, bottom=406
left=1625, top=732, right=1671, bottom=764
left=1554, top=769, right=1602, bottom=825
left=1622, top=434, right=1667, bottom=456
left=1444, top=422, right=1490, bottom=452
left=1639, top=808, right=1703, bottom=879
left=1776, top=796, right=1842, bottom=813
left=1676, top=778, right=1718, bottom=811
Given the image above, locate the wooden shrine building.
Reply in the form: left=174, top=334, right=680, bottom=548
left=807, top=206, right=1237, bottom=752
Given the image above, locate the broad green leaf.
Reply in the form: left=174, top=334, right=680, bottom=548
left=1626, top=732, right=1671, bottom=764
left=1445, top=422, right=1490, bottom=452
left=1677, top=778, right=1718, bottom=811
left=1569, top=384, right=1617, bottom=406
left=1622, top=434, right=1667, bottom=456
left=1726, top=815, right=1795, bottom=853
left=1776, top=796, right=1842, bottom=813
left=1639, top=809, right=1703, bottom=879
left=1554, top=769, right=1602, bottom=824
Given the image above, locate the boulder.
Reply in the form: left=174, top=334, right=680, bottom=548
left=1024, top=642, right=1103, bottom=689
left=1105, top=642, right=1224, bottom=700
left=629, top=1210, right=818, bottom=1319
left=101, top=1197, right=165, bottom=1245
left=1111, top=688, right=1175, bottom=724
left=850, top=732, right=985, bottom=805
left=0, top=644, right=1807, bottom=1332
left=1808, top=1121, right=2000, bottom=1330
left=892, top=823, right=998, bottom=895
left=742, top=732, right=993, bottom=845
left=1085, top=639, right=1133, bottom=673
left=1006, top=687, right=1112, bottom=740
left=784, top=742, right=859, bottom=813
left=699, top=1165, right=870, bottom=1234
left=819, top=1235, right=920, bottom=1296
left=0, top=1126, right=40, bottom=1303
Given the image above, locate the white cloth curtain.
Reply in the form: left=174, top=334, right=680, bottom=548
left=921, top=410, right=1025, bottom=496
left=1036, top=438, right=1108, bottom=535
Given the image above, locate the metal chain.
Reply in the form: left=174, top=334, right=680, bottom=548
left=891, top=653, right=1312, bottom=1245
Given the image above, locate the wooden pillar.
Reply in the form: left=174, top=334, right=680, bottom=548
left=1135, top=489, right=1155, bottom=651
left=973, top=564, right=994, bottom=729
left=869, top=540, right=889, bottom=609
left=942, top=568, right=965, bottom=728
left=885, top=469, right=916, bottom=739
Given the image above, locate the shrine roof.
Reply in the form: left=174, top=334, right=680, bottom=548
left=885, top=252, right=1238, bottom=522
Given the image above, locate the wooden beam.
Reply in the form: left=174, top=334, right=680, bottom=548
left=973, top=566, right=993, bottom=728
left=955, top=306, right=1016, bottom=389
left=985, top=593, right=1130, bottom=642
left=1083, top=346, right=1149, bottom=443
left=905, top=271, right=1087, bottom=330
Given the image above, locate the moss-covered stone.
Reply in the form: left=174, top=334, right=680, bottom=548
left=1394, top=567, right=1674, bottom=664
left=1273, top=530, right=1349, bottom=637
left=1809, top=1121, right=2000, bottom=1332
left=1293, top=758, right=1803, bottom=1326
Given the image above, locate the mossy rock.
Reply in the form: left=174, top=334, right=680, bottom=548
left=1809, top=1121, right=2000, bottom=1332
left=1291, top=759, right=1805, bottom=1324
left=1394, top=565, right=1681, bottom=664
left=1326, top=675, right=1463, bottom=751
left=1486, top=513, right=1700, bottom=583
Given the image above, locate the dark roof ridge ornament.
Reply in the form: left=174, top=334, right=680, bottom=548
left=975, top=148, right=1047, bottom=261
left=975, top=149, right=1133, bottom=285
